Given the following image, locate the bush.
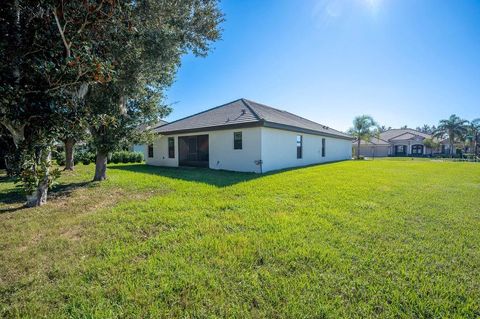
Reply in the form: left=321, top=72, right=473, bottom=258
left=74, top=152, right=95, bottom=165
left=135, top=152, right=143, bottom=163
left=52, top=149, right=67, bottom=166
left=110, top=152, right=120, bottom=164
left=55, top=152, right=66, bottom=166
left=121, top=151, right=130, bottom=163
left=109, top=151, right=143, bottom=164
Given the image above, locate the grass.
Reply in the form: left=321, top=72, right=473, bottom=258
left=1, top=160, right=479, bottom=318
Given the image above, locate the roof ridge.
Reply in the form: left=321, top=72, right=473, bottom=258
left=156, top=98, right=253, bottom=129
left=240, top=99, right=262, bottom=121
left=151, top=120, right=169, bottom=130
left=387, top=130, right=430, bottom=141
left=244, top=99, right=336, bottom=130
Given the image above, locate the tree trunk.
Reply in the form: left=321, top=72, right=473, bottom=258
left=357, top=139, right=361, bottom=159
left=25, top=150, right=51, bottom=207
left=94, top=152, right=108, bottom=181
left=64, top=138, right=75, bottom=170
left=474, top=137, right=478, bottom=160
left=26, top=177, right=49, bottom=207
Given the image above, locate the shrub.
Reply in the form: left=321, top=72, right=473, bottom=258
left=121, top=151, right=130, bottom=163
left=51, top=147, right=64, bottom=165
left=55, top=152, right=66, bottom=166
left=111, top=152, right=120, bottom=164
left=109, top=151, right=143, bottom=164
left=134, top=152, right=144, bottom=163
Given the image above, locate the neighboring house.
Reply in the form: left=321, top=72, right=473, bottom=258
left=352, top=128, right=448, bottom=157
left=144, top=98, right=353, bottom=173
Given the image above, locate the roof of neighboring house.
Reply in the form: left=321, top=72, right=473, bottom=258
left=153, top=98, right=353, bottom=140
left=380, top=128, right=431, bottom=141
left=354, top=128, right=435, bottom=146
left=357, top=137, right=390, bottom=146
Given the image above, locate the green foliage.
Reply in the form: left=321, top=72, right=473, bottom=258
left=18, top=150, right=61, bottom=195
left=349, top=115, right=379, bottom=159
left=423, top=138, right=440, bottom=151
left=1, top=0, right=223, bottom=197
left=110, top=151, right=143, bottom=164
left=75, top=152, right=96, bottom=166
left=86, top=0, right=223, bottom=161
left=348, top=115, right=379, bottom=141
left=434, top=114, right=469, bottom=155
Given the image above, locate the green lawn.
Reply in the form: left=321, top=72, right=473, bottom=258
left=1, top=160, right=479, bottom=318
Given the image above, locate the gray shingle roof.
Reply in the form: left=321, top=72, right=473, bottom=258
left=353, top=129, right=435, bottom=145
left=154, top=98, right=352, bottom=139
left=357, top=137, right=390, bottom=146
left=380, top=129, right=431, bottom=141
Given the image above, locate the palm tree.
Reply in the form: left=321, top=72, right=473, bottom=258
left=422, top=124, right=432, bottom=134
left=433, top=115, right=468, bottom=157
left=467, top=118, right=480, bottom=157
left=348, top=115, right=378, bottom=159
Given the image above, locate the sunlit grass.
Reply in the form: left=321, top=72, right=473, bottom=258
left=1, top=160, right=479, bottom=318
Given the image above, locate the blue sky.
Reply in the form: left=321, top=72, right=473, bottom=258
left=165, top=0, right=480, bottom=131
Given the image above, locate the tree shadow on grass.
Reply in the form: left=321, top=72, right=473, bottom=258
left=108, top=164, right=262, bottom=187
left=108, top=160, right=350, bottom=187
left=0, top=177, right=91, bottom=214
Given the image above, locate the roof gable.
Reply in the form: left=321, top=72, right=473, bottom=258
left=379, top=129, right=432, bottom=141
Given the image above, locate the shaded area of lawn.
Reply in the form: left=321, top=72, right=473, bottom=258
left=1, top=160, right=480, bottom=318
left=109, top=164, right=260, bottom=187
left=0, top=173, right=92, bottom=213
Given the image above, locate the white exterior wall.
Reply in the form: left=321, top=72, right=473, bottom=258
left=260, top=127, right=352, bottom=173
left=145, top=126, right=351, bottom=173
left=146, top=135, right=179, bottom=167
left=145, top=127, right=263, bottom=173
left=208, top=127, right=262, bottom=173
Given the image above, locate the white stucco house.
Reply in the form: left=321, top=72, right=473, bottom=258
left=142, top=99, right=353, bottom=173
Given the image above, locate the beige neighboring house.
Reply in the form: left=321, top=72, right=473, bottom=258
left=352, top=128, right=449, bottom=157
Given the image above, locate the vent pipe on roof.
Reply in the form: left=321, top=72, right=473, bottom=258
left=241, top=109, right=246, bottom=115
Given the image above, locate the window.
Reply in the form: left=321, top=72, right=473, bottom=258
left=234, top=132, right=242, bottom=150
left=296, top=135, right=302, bottom=159
left=148, top=144, right=154, bottom=158
left=168, top=137, right=175, bottom=158
left=411, top=144, right=423, bottom=155
left=395, top=145, right=406, bottom=154
left=322, top=138, right=326, bottom=157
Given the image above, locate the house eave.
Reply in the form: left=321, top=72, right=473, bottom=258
left=154, top=120, right=353, bottom=140
left=263, top=121, right=354, bottom=140
left=154, top=121, right=263, bottom=136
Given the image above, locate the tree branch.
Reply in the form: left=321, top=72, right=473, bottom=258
left=52, top=6, right=71, bottom=58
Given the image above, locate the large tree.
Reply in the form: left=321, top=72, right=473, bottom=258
left=433, top=115, right=468, bottom=157
left=1, top=0, right=223, bottom=204
left=0, top=0, right=191, bottom=205
left=348, top=115, right=379, bottom=159
left=57, top=105, right=89, bottom=171
left=85, top=0, right=223, bottom=181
